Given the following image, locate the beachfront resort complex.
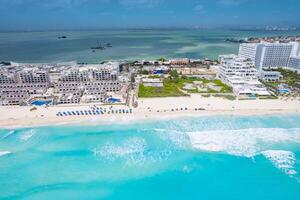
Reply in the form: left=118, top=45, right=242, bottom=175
left=0, top=62, right=128, bottom=106
left=1, top=40, right=300, bottom=108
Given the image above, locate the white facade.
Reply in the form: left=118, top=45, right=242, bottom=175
left=238, top=42, right=300, bottom=70
left=259, top=71, right=283, bottom=82
left=0, top=69, right=16, bottom=84
left=18, top=69, right=50, bottom=84
left=218, top=55, right=258, bottom=82
left=238, top=44, right=258, bottom=64
left=0, top=63, right=124, bottom=106
left=288, top=56, right=300, bottom=70
left=218, top=55, right=270, bottom=96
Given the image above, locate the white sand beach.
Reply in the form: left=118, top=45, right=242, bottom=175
left=0, top=94, right=299, bottom=128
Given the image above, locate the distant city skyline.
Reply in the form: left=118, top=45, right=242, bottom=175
left=0, top=0, right=299, bottom=31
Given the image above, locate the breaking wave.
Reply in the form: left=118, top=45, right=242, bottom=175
left=187, top=128, right=300, bottom=157
left=19, top=129, right=36, bottom=142
left=0, top=151, right=11, bottom=157
left=262, top=150, right=297, bottom=175
left=92, top=136, right=174, bottom=165
left=93, top=137, right=147, bottom=164
left=186, top=127, right=300, bottom=176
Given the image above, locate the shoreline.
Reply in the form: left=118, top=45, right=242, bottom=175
left=1, top=109, right=299, bottom=130
left=0, top=95, right=299, bottom=129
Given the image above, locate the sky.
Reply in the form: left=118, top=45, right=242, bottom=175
left=0, top=0, right=299, bottom=31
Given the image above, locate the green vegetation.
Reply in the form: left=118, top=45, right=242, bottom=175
left=263, top=81, right=281, bottom=88
left=176, top=76, right=232, bottom=93
left=258, top=95, right=278, bottom=100
left=148, top=75, right=162, bottom=79
left=202, top=94, right=211, bottom=98
left=158, top=57, right=167, bottom=62
left=169, top=70, right=179, bottom=83
left=277, top=68, right=300, bottom=88
left=138, top=69, right=149, bottom=75
left=138, top=70, right=233, bottom=98
left=138, top=79, right=188, bottom=98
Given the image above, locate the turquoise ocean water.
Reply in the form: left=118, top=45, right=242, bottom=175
left=1, top=30, right=300, bottom=63
left=1, top=115, right=300, bottom=199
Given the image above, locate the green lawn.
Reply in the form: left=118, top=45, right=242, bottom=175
left=138, top=76, right=233, bottom=98
left=177, top=77, right=232, bottom=93
left=138, top=80, right=188, bottom=98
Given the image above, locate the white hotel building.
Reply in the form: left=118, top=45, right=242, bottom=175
left=239, top=42, right=300, bottom=71
left=288, top=56, right=300, bottom=72
left=0, top=62, right=125, bottom=106
left=218, top=55, right=270, bottom=96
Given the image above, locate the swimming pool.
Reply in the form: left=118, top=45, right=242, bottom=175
left=279, top=89, right=289, bottom=94
left=107, top=98, right=121, bottom=103
left=31, top=100, right=52, bottom=106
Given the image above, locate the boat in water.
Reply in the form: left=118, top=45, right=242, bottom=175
left=91, top=41, right=105, bottom=50
left=57, top=36, right=67, bottom=39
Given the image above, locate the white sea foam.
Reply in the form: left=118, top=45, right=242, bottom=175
left=0, top=151, right=11, bottom=157
left=187, top=128, right=300, bottom=157
left=93, top=137, right=146, bottom=164
left=154, top=128, right=189, bottom=149
left=262, top=150, right=297, bottom=175
left=19, top=129, right=36, bottom=141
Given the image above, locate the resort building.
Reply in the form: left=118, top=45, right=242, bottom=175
left=218, top=55, right=270, bottom=96
left=0, top=62, right=125, bottom=106
left=169, top=58, right=190, bottom=66
left=239, top=42, right=300, bottom=70
left=288, top=56, right=300, bottom=72
left=218, top=55, right=258, bottom=81
left=0, top=67, right=50, bottom=106
left=0, top=69, right=16, bottom=84
left=18, top=69, right=50, bottom=84
left=59, top=69, right=89, bottom=82
left=259, top=70, right=283, bottom=82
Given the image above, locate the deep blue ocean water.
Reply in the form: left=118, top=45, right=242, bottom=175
left=1, top=29, right=300, bottom=63
left=1, top=115, right=300, bottom=199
